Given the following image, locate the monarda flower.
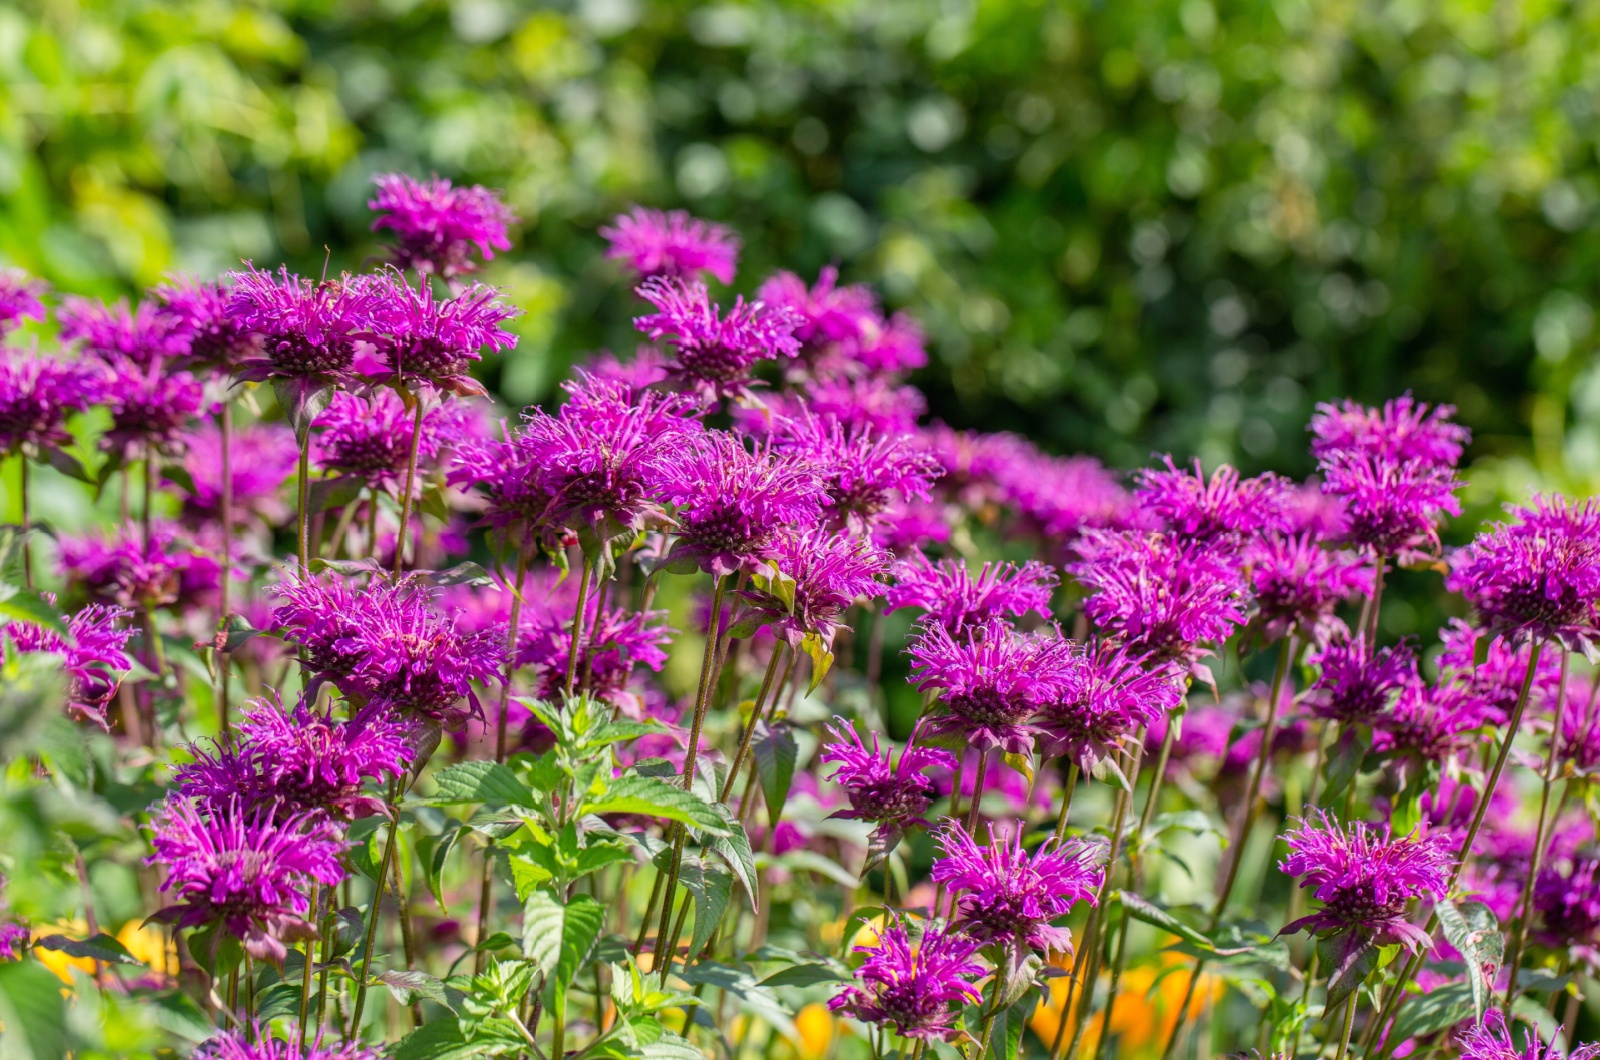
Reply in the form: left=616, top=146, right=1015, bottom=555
left=1435, top=618, right=1564, bottom=725
left=1446, top=495, right=1600, bottom=655
left=1069, top=530, right=1248, bottom=680
left=1455, top=1010, right=1600, bottom=1060
left=1309, top=393, right=1470, bottom=469
left=361, top=271, right=517, bottom=396
left=0, top=271, right=46, bottom=337
left=658, top=430, right=827, bottom=578
left=0, top=351, right=99, bottom=455
left=1318, top=451, right=1462, bottom=561
left=907, top=621, right=1077, bottom=755
left=632, top=276, right=801, bottom=401
left=1135, top=456, right=1294, bottom=544
left=600, top=206, right=740, bottom=284
left=756, top=266, right=877, bottom=359
left=819, top=719, right=954, bottom=841
left=174, top=696, right=414, bottom=820
left=7, top=601, right=135, bottom=726
left=195, top=1025, right=383, bottom=1060
left=771, top=411, right=943, bottom=531
left=737, top=375, right=928, bottom=438
left=1371, top=683, right=1494, bottom=764
left=58, top=522, right=221, bottom=612
left=1036, top=642, right=1185, bottom=776
left=1000, top=451, right=1137, bottom=545
left=58, top=296, right=193, bottom=367
left=172, top=420, right=298, bottom=529
left=1245, top=534, right=1374, bottom=642
left=148, top=797, right=345, bottom=962
left=827, top=916, right=984, bottom=1042
left=884, top=550, right=1058, bottom=633
left=154, top=276, right=261, bottom=372
left=368, top=172, right=516, bottom=278
left=1534, top=853, right=1600, bottom=962
left=1277, top=810, right=1453, bottom=952
left=518, top=604, right=673, bottom=708
left=1302, top=634, right=1418, bottom=724
left=271, top=574, right=506, bottom=728
left=97, top=355, right=209, bottom=458
left=315, top=389, right=472, bottom=495
left=931, top=822, right=1105, bottom=954
left=227, top=265, right=379, bottom=418
left=738, top=527, right=888, bottom=650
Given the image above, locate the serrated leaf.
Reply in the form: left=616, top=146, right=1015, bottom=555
left=678, top=860, right=733, bottom=962
left=704, top=805, right=758, bottom=911
left=379, top=969, right=459, bottom=1012
left=419, top=823, right=465, bottom=915
left=426, top=761, right=534, bottom=807
left=1318, top=931, right=1378, bottom=1010
left=521, top=890, right=605, bottom=992
left=584, top=774, right=730, bottom=833
left=1436, top=898, right=1501, bottom=1022
left=1390, top=980, right=1475, bottom=1041
left=752, top=721, right=797, bottom=824
left=390, top=1017, right=527, bottom=1060
left=32, top=932, right=143, bottom=965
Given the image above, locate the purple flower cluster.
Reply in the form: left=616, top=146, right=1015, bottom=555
left=827, top=916, right=984, bottom=1041
left=600, top=206, right=740, bottom=284
left=7, top=600, right=135, bottom=725
left=820, top=718, right=955, bottom=839
left=931, top=823, right=1105, bottom=954
left=368, top=172, right=516, bottom=278
left=633, top=276, right=801, bottom=401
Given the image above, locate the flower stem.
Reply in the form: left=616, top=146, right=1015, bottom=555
left=720, top=645, right=789, bottom=802
left=964, top=749, right=990, bottom=835
left=19, top=455, right=32, bottom=590
left=297, top=430, right=312, bottom=574
left=392, top=396, right=424, bottom=578
left=1051, top=762, right=1080, bottom=841
left=1333, top=994, right=1358, bottom=1060
left=349, top=777, right=403, bottom=1037
left=564, top=551, right=596, bottom=698
left=217, top=401, right=233, bottom=733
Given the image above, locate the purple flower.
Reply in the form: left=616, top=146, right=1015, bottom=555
left=1002, top=452, right=1139, bottom=547
left=931, top=822, right=1106, bottom=953
left=172, top=420, right=298, bottom=528
left=7, top=600, right=135, bottom=726
left=227, top=265, right=379, bottom=398
left=368, top=172, right=516, bottom=278
left=850, top=312, right=929, bottom=376
left=1135, top=456, right=1295, bottom=543
left=0, top=351, right=99, bottom=455
left=1036, top=642, right=1185, bottom=774
left=771, top=411, right=943, bottom=531
left=271, top=574, right=506, bottom=728
left=0, top=271, right=46, bottom=337
left=1069, top=530, right=1248, bottom=678
left=1277, top=810, right=1454, bottom=951
left=97, top=355, right=209, bottom=458
left=1371, top=683, right=1494, bottom=763
left=518, top=603, right=673, bottom=707
left=175, top=695, right=414, bottom=820
left=1436, top=618, right=1564, bottom=725
left=658, top=430, right=828, bottom=578
left=361, top=271, right=517, bottom=396
left=734, top=376, right=928, bottom=439
left=154, top=276, right=261, bottom=371
left=0, top=921, right=28, bottom=962
left=884, top=550, right=1057, bottom=633
left=58, top=296, right=192, bottom=367
left=757, top=267, right=877, bottom=357
left=1310, top=393, right=1470, bottom=468
left=148, top=797, right=345, bottom=963
left=58, top=522, right=221, bottom=612
left=1533, top=853, right=1600, bottom=958
left=827, top=916, right=984, bottom=1041
left=1302, top=633, right=1418, bottom=724
left=1318, top=451, right=1462, bottom=561
left=632, top=276, right=801, bottom=400
left=315, top=389, right=472, bottom=494
left=819, top=719, right=955, bottom=834
left=195, top=1025, right=383, bottom=1060
left=739, top=527, right=887, bottom=650
left=1246, top=534, right=1374, bottom=642
left=870, top=498, right=955, bottom=555
left=1456, top=1010, right=1600, bottom=1060
left=907, top=621, right=1077, bottom=755
left=1446, top=495, right=1600, bottom=654
left=600, top=206, right=740, bottom=284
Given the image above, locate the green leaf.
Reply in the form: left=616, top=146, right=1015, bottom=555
left=33, top=932, right=143, bottom=965
left=758, top=962, right=852, bottom=989
left=1318, top=931, right=1378, bottom=1011
left=0, top=959, right=70, bottom=1059
left=639, top=1032, right=704, bottom=1060
left=521, top=890, right=605, bottom=992
left=379, top=969, right=460, bottom=1012
left=704, top=805, right=759, bottom=910
left=800, top=633, right=833, bottom=693
left=1390, top=981, right=1475, bottom=1041
left=1320, top=726, right=1371, bottom=810
left=1117, top=892, right=1257, bottom=956
left=42, top=447, right=95, bottom=484
left=673, top=961, right=797, bottom=1040
left=678, top=860, right=733, bottom=961
left=773, top=849, right=858, bottom=888
left=425, top=761, right=535, bottom=807
left=1436, top=898, right=1502, bottom=1023
left=419, top=823, right=465, bottom=915
left=0, top=587, right=69, bottom=637
left=272, top=377, right=335, bottom=445
left=1146, top=810, right=1227, bottom=844
left=427, top=562, right=499, bottom=588
left=752, top=721, right=797, bottom=824
left=390, top=1017, right=527, bottom=1060
left=583, top=774, right=730, bottom=833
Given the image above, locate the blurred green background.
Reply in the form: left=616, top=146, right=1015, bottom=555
left=4, top=0, right=1598, bottom=508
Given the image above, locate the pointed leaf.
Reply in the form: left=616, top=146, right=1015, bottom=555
left=1318, top=931, right=1378, bottom=1010
left=1436, top=898, right=1501, bottom=1022
left=678, top=861, right=734, bottom=961
left=752, top=721, right=797, bottom=824
left=521, top=890, right=605, bottom=992
left=425, top=761, right=534, bottom=807
left=272, top=377, right=335, bottom=445
left=32, top=933, right=143, bottom=966
left=584, top=774, right=730, bottom=833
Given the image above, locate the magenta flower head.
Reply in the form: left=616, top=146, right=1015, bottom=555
left=1069, top=530, right=1248, bottom=680
left=368, top=172, right=516, bottom=278
left=173, top=420, right=298, bottom=528
left=884, top=550, right=1058, bottom=633
left=755, top=266, right=897, bottom=377
left=1036, top=642, right=1186, bottom=775
left=931, top=822, right=1106, bottom=954
left=1310, top=393, right=1470, bottom=468
left=1302, top=633, right=1418, bottom=724
left=315, top=389, right=471, bottom=495
left=175, top=695, right=414, bottom=820
left=361, top=270, right=517, bottom=396
left=58, top=521, right=221, bottom=612
left=771, top=410, right=943, bottom=531
left=1436, top=619, right=1564, bottom=723
left=1001, top=451, right=1138, bottom=545
left=148, top=796, right=345, bottom=963
left=1534, top=853, right=1600, bottom=959
left=1446, top=495, right=1600, bottom=655
left=6, top=601, right=135, bottom=726
left=227, top=265, right=379, bottom=418
left=907, top=621, right=1076, bottom=755
left=98, top=355, right=209, bottom=458
left=0, top=271, right=46, bottom=337
left=271, top=574, right=506, bottom=728
left=819, top=718, right=955, bottom=836
left=1318, top=451, right=1463, bottom=561
left=0, top=351, right=99, bottom=456
left=658, top=430, right=828, bottom=578
left=195, top=1025, right=382, bottom=1060
left=827, top=915, right=984, bottom=1042
left=1246, top=534, right=1374, bottom=642
left=519, top=603, right=673, bottom=707
left=1455, top=1010, right=1600, bottom=1060
left=1371, top=683, right=1494, bottom=763
left=633, top=276, right=801, bottom=401
left=154, top=275, right=261, bottom=372
left=1135, top=456, right=1294, bottom=544
left=739, top=527, right=888, bottom=649
left=1277, top=809, right=1454, bottom=952
left=58, top=296, right=192, bottom=367
left=740, top=376, right=928, bottom=438
left=600, top=206, right=740, bottom=284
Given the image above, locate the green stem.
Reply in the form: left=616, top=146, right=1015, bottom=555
left=217, top=402, right=233, bottom=733
left=1333, top=994, right=1357, bottom=1060
left=348, top=778, right=403, bottom=1037
left=1051, top=761, right=1080, bottom=840
left=297, top=430, right=311, bottom=574
left=720, top=646, right=789, bottom=802
left=565, top=552, right=595, bottom=698
left=391, top=396, right=424, bottom=578
left=19, top=454, right=32, bottom=590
